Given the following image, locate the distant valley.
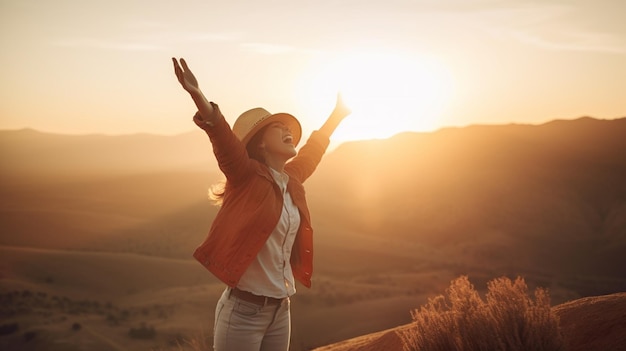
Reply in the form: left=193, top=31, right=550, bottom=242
left=1, top=116, right=625, bottom=350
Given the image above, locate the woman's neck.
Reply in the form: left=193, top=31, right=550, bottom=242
left=264, top=154, right=288, bottom=173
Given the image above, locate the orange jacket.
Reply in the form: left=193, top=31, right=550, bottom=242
left=192, top=103, right=330, bottom=288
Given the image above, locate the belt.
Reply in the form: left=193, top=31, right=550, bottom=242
left=230, top=287, right=286, bottom=306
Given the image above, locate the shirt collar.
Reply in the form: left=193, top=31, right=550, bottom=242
left=268, top=167, right=289, bottom=190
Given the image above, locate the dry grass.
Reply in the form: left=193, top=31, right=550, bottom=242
left=152, top=330, right=212, bottom=351
left=400, top=276, right=565, bottom=351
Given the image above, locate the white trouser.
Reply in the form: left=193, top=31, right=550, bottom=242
left=213, top=288, right=291, bottom=351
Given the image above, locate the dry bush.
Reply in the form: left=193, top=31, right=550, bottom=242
left=129, top=322, right=156, bottom=340
left=152, top=331, right=212, bottom=351
left=0, top=323, right=19, bottom=336
left=401, top=276, right=566, bottom=351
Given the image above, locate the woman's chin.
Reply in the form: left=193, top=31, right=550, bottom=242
left=284, top=145, right=297, bottom=158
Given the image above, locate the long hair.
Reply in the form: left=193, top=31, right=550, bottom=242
left=209, top=125, right=269, bottom=205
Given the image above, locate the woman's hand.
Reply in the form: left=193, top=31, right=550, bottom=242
left=332, top=92, right=352, bottom=121
left=172, top=57, right=215, bottom=122
left=173, top=57, right=200, bottom=95
left=319, top=92, right=352, bottom=137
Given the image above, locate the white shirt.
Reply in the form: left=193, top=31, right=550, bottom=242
left=236, top=168, right=301, bottom=298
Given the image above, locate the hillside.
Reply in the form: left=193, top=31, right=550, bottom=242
left=308, top=117, right=626, bottom=292
left=0, top=245, right=423, bottom=351
left=1, top=116, right=626, bottom=349
left=312, top=292, right=626, bottom=351
left=0, top=128, right=218, bottom=180
left=3, top=244, right=622, bottom=351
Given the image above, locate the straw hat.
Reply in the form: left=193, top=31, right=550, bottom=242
left=233, top=107, right=302, bottom=147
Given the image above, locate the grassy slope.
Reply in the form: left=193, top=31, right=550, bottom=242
left=0, top=246, right=440, bottom=351
left=312, top=292, right=626, bottom=351
left=5, top=242, right=613, bottom=351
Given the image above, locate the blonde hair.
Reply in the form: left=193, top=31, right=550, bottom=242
left=208, top=180, right=226, bottom=205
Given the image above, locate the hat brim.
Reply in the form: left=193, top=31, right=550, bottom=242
left=241, top=113, right=302, bottom=147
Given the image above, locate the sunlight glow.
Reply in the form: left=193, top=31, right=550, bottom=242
left=299, top=50, right=455, bottom=141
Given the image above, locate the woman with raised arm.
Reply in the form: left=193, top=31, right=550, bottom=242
left=172, top=57, right=351, bottom=351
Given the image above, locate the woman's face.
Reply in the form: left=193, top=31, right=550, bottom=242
left=260, top=122, right=297, bottom=159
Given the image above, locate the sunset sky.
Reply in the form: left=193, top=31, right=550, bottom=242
left=1, top=0, right=625, bottom=143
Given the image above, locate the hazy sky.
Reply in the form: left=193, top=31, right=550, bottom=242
left=1, top=0, right=625, bottom=142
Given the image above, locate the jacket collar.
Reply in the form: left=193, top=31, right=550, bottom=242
left=254, top=162, right=295, bottom=188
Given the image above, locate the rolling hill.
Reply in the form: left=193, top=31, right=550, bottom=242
left=1, top=116, right=625, bottom=350
left=307, top=117, right=626, bottom=292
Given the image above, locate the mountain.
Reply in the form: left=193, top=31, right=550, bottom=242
left=0, top=128, right=217, bottom=180
left=1, top=117, right=626, bottom=349
left=307, top=117, right=626, bottom=292
left=2, top=118, right=626, bottom=282
left=0, top=127, right=222, bottom=250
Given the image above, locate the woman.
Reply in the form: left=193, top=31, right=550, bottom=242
left=172, top=57, right=351, bottom=351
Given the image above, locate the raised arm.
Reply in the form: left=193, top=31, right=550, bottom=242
left=172, top=57, right=216, bottom=125
left=172, top=57, right=254, bottom=185
left=285, top=93, right=352, bottom=182
left=318, top=93, right=352, bottom=138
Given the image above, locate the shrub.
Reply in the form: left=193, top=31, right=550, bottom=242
left=152, top=331, right=212, bottom=351
left=129, top=323, right=156, bottom=340
left=106, top=313, right=120, bottom=326
left=400, top=276, right=566, bottom=351
left=23, top=331, right=37, bottom=342
left=0, top=323, right=19, bottom=336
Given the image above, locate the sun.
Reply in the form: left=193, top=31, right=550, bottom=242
left=298, top=49, right=455, bottom=141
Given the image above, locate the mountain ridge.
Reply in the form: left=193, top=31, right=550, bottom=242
left=2, top=116, right=625, bottom=280
left=1, top=116, right=626, bottom=349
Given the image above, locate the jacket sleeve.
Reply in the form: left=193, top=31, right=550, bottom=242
left=193, top=103, right=254, bottom=186
left=285, top=131, right=330, bottom=183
